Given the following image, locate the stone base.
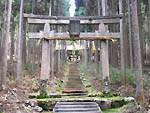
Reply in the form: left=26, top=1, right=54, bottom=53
left=40, top=79, right=48, bottom=98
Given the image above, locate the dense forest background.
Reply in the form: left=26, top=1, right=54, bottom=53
left=0, top=0, right=150, bottom=69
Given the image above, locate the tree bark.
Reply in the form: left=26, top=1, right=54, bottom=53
left=1, top=0, right=12, bottom=89
left=119, top=0, right=126, bottom=85
left=84, top=40, right=87, bottom=69
left=146, top=0, right=150, bottom=63
left=131, top=0, right=144, bottom=102
left=128, top=0, right=133, bottom=68
left=88, top=41, right=92, bottom=62
left=81, top=40, right=84, bottom=64
left=109, top=0, right=119, bottom=67
left=94, top=40, right=99, bottom=74
left=10, top=18, right=16, bottom=62
left=0, top=2, right=7, bottom=63
left=0, top=30, right=2, bottom=62
left=16, top=0, right=24, bottom=85
left=22, top=19, right=27, bottom=65
left=31, top=40, right=35, bottom=71
left=50, top=41, right=54, bottom=75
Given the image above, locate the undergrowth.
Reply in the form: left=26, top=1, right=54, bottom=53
left=78, top=63, right=102, bottom=95
left=78, top=63, right=150, bottom=96
left=110, top=67, right=150, bottom=88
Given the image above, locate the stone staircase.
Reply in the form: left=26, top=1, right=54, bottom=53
left=62, top=64, right=87, bottom=97
left=53, top=64, right=102, bottom=113
left=53, top=102, right=102, bottom=113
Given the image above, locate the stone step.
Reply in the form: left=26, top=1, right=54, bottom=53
left=63, top=90, right=87, bottom=93
left=62, top=93, right=87, bottom=96
left=56, top=102, right=97, bottom=105
left=62, top=64, right=87, bottom=97
left=53, top=102, right=102, bottom=113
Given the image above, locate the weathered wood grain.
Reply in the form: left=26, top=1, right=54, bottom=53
left=24, top=13, right=123, bottom=20
left=28, top=32, right=120, bottom=40
left=27, top=18, right=120, bottom=24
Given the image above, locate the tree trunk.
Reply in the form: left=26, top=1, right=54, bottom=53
left=50, top=41, right=54, bottom=75
left=146, top=0, right=150, bottom=63
left=131, top=0, right=144, bottom=102
left=94, top=40, right=99, bottom=74
left=1, top=0, right=12, bottom=90
left=61, top=40, right=66, bottom=64
left=10, top=18, right=16, bottom=62
left=0, top=2, right=7, bottom=62
left=119, top=0, right=126, bottom=85
left=16, top=0, right=24, bottom=85
left=0, top=29, right=1, bottom=59
left=22, top=19, right=27, bottom=65
left=88, top=41, right=92, bottom=63
left=32, top=0, right=35, bottom=14
left=81, top=40, right=84, bottom=64
left=31, top=40, right=35, bottom=71
left=110, top=0, right=119, bottom=67
left=128, top=0, right=133, bottom=68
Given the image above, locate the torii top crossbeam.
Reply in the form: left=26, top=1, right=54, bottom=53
left=24, top=14, right=122, bottom=40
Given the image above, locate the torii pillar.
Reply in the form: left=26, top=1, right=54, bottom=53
left=40, top=23, right=51, bottom=97
left=99, top=24, right=110, bottom=81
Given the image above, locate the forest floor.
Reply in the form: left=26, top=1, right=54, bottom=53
left=0, top=63, right=150, bottom=113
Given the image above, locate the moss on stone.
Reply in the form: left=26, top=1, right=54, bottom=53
left=103, top=107, right=121, bottom=113
left=34, top=96, right=124, bottom=102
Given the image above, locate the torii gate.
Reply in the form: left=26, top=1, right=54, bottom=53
left=24, top=14, right=122, bottom=96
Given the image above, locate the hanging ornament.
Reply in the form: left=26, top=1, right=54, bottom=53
left=55, top=40, right=60, bottom=50
left=73, top=41, right=76, bottom=50
left=92, top=41, right=96, bottom=51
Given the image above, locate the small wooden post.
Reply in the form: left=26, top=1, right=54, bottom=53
left=99, top=24, right=110, bottom=80
left=40, top=23, right=50, bottom=97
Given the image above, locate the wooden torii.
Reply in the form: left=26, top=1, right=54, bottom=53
left=24, top=14, right=122, bottom=96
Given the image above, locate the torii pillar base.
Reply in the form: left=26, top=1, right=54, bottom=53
left=100, top=40, right=110, bottom=94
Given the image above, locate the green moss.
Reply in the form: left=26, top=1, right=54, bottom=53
left=103, top=108, right=121, bottom=113
left=64, top=71, right=69, bottom=77
left=36, top=98, right=61, bottom=101
left=103, top=104, right=129, bottom=113
left=34, top=96, right=124, bottom=102
left=88, top=91, right=102, bottom=95
left=64, top=65, right=69, bottom=77
left=91, top=96, right=124, bottom=101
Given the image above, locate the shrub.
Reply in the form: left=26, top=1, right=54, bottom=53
left=143, top=73, right=150, bottom=88
left=126, top=69, right=136, bottom=86
left=109, top=67, right=121, bottom=84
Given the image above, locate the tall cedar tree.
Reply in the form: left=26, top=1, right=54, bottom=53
left=16, top=0, right=24, bottom=85
left=1, top=0, right=12, bottom=89
left=131, top=0, right=144, bottom=102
